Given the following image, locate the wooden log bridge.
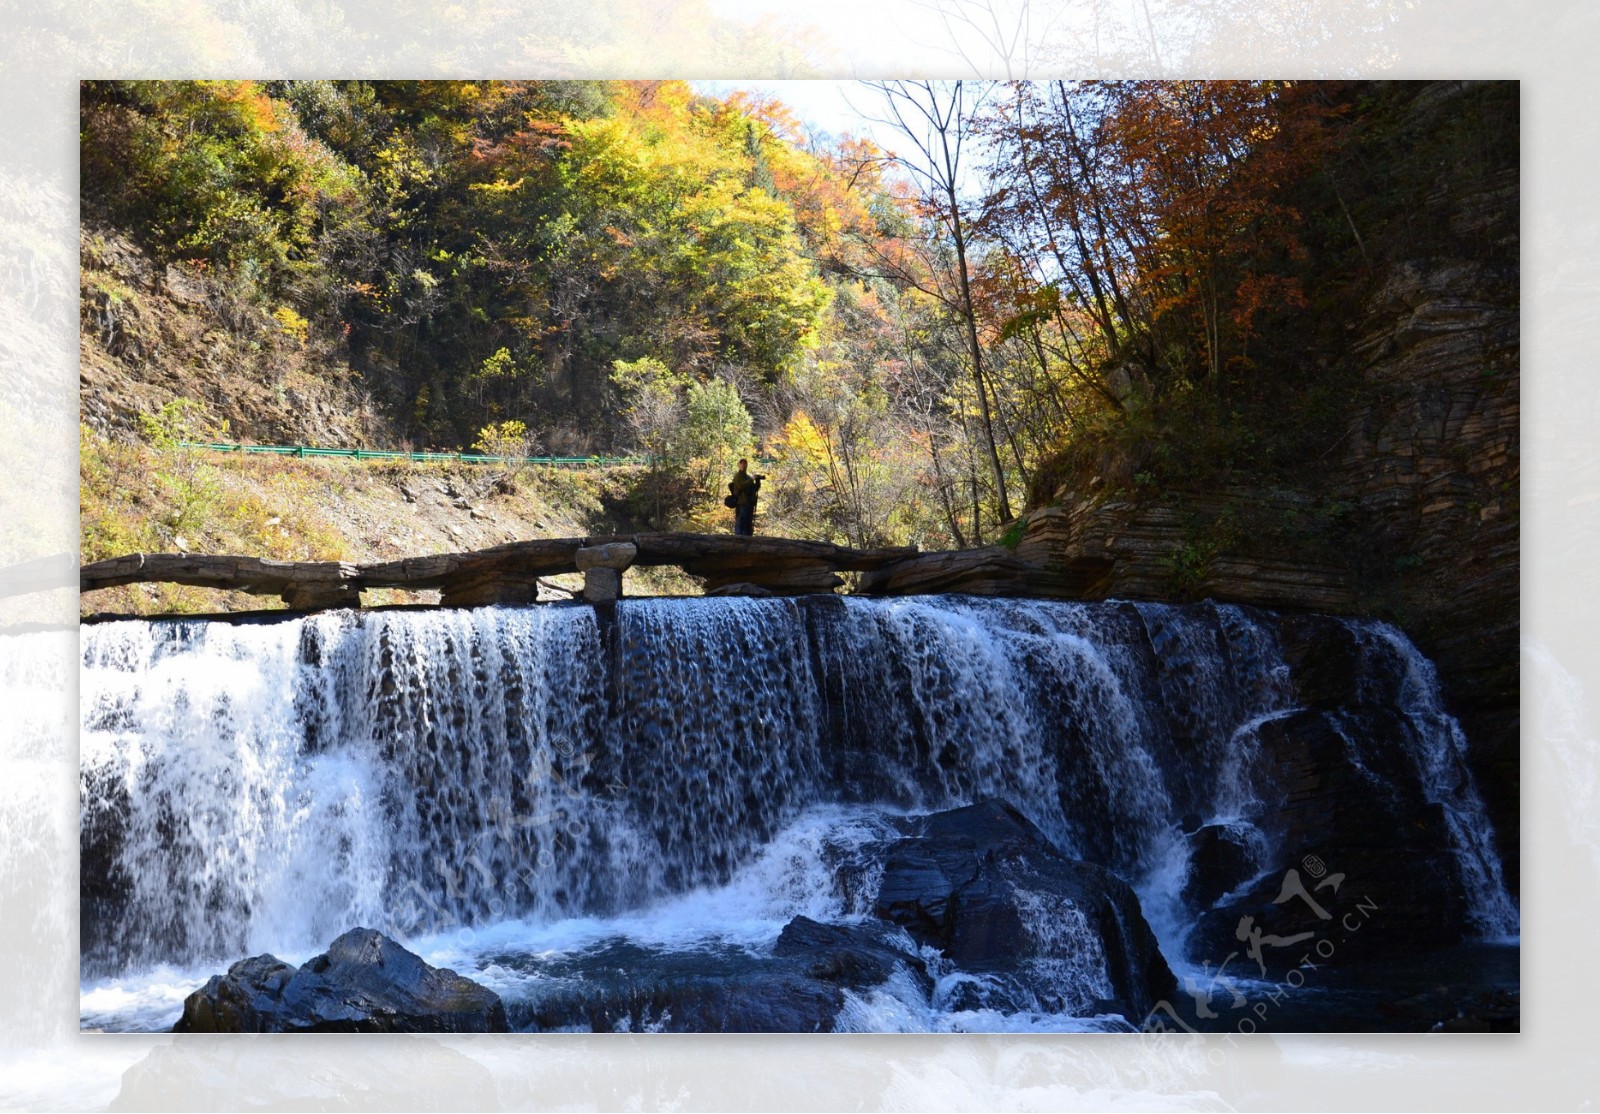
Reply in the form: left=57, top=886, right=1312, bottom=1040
left=79, top=533, right=1117, bottom=611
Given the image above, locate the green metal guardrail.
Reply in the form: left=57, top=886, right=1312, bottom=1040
left=182, top=442, right=779, bottom=469
left=182, top=442, right=649, bottom=468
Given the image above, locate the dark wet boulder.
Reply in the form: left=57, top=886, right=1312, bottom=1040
left=1276, top=614, right=1364, bottom=710
left=1188, top=708, right=1482, bottom=972
left=866, top=799, right=1176, bottom=1021
left=773, top=915, right=932, bottom=994
left=497, top=923, right=931, bottom=1033
left=500, top=938, right=872, bottom=1033
left=1183, top=823, right=1263, bottom=911
left=173, top=927, right=508, bottom=1033
left=935, top=970, right=1031, bottom=1016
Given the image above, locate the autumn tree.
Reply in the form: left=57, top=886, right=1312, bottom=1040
left=84, top=77, right=1371, bottom=545
left=863, top=79, right=1014, bottom=535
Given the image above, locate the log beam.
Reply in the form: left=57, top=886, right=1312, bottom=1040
left=79, top=533, right=1107, bottom=612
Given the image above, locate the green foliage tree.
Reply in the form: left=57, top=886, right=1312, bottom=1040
left=682, top=377, right=753, bottom=493
left=611, top=356, right=689, bottom=527
left=134, top=397, right=225, bottom=540
left=82, top=81, right=365, bottom=287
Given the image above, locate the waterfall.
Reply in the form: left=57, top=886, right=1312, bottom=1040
left=1344, top=621, right=1519, bottom=935
left=79, top=595, right=1518, bottom=1017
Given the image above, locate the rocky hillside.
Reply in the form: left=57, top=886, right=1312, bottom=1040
left=80, top=225, right=389, bottom=447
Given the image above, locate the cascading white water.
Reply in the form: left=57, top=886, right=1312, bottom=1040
left=79, top=595, right=1518, bottom=1031
left=1345, top=621, right=1519, bottom=935
left=81, top=618, right=395, bottom=966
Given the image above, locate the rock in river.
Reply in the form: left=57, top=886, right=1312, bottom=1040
left=863, top=799, right=1177, bottom=1022
left=173, top=927, right=508, bottom=1033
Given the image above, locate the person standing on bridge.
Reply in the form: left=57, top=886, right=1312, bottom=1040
left=726, top=458, right=763, bottom=536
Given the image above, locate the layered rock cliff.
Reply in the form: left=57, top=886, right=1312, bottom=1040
left=1016, top=81, right=1520, bottom=891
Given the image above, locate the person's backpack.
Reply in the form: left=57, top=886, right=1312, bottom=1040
left=723, top=493, right=738, bottom=508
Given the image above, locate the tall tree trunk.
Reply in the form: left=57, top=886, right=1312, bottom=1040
left=927, top=428, right=966, bottom=549
left=948, top=194, right=1013, bottom=526
left=874, top=79, right=1013, bottom=533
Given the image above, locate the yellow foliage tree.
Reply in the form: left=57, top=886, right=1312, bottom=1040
left=471, top=419, right=532, bottom=460
left=778, top=410, right=833, bottom=470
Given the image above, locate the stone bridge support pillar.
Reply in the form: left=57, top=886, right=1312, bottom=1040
left=576, top=542, right=637, bottom=603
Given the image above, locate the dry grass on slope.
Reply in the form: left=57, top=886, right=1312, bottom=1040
left=79, top=431, right=689, bottom=616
